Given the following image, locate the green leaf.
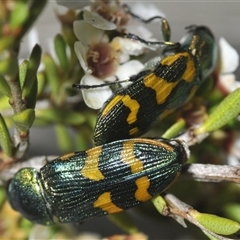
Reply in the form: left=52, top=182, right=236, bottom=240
left=202, top=231, right=218, bottom=240
left=84, top=111, right=97, bottom=130
left=19, top=60, right=29, bottom=89
left=0, top=56, right=18, bottom=76
left=0, top=37, right=15, bottom=52
left=12, top=108, right=35, bottom=132
left=42, top=53, right=60, bottom=96
left=162, top=118, right=186, bottom=139
left=54, top=34, right=69, bottom=73
left=36, top=71, right=46, bottom=96
left=19, top=218, right=33, bottom=230
left=22, top=44, right=41, bottom=98
left=36, top=108, right=86, bottom=125
left=32, top=118, right=49, bottom=126
left=0, top=74, right=11, bottom=97
left=152, top=195, right=168, bottom=215
left=0, top=113, right=13, bottom=156
left=25, top=78, right=38, bottom=109
left=191, top=210, right=240, bottom=235
left=75, top=128, right=91, bottom=151
left=223, top=203, right=240, bottom=222
left=108, top=212, right=138, bottom=234
left=0, top=96, right=11, bottom=110
left=0, top=187, right=6, bottom=206
left=55, top=124, right=73, bottom=152
left=195, top=88, right=240, bottom=135
left=61, top=15, right=78, bottom=50
left=9, top=1, right=29, bottom=29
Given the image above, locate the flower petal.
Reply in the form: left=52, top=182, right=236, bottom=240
left=111, top=37, right=147, bottom=57
left=219, top=73, right=240, bottom=93
left=83, top=10, right=116, bottom=30
left=81, top=75, right=113, bottom=109
left=126, top=24, right=154, bottom=40
left=144, top=56, right=162, bottom=70
left=73, top=20, right=104, bottom=45
left=115, top=60, right=144, bottom=87
left=74, top=41, right=92, bottom=74
left=130, top=2, right=166, bottom=19
left=219, top=37, right=239, bottom=74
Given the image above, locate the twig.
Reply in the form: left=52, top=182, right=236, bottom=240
left=6, top=74, right=29, bottom=159
left=163, top=193, right=237, bottom=240
left=182, top=163, right=240, bottom=183
left=0, top=155, right=57, bottom=185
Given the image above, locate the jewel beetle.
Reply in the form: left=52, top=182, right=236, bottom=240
left=88, top=25, right=218, bottom=146
left=8, top=137, right=189, bottom=225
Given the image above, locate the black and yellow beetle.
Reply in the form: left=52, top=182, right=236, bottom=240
left=8, top=138, right=189, bottom=225
left=81, top=25, right=218, bottom=146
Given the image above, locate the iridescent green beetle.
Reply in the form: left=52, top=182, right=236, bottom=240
left=90, top=25, right=218, bottom=145
left=8, top=138, right=189, bottom=225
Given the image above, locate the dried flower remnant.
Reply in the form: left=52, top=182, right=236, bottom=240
left=91, top=0, right=131, bottom=29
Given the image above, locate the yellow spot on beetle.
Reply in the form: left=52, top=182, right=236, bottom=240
left=161, top=51, right=190, bottom=69
left=120, top=139, right=174, bottom=202
left=161, top=52, right=195, bottom=83
left=102, top=95, right=140, bottom=125
left=124, top=96, right=140, bottom=124
left=137, top=138, right=174, bottom=152
left=144, top=52, right=196, bottom=105
left=144, top=74, right=179, bottom=104
left=161, top=52, right=183, bottom=66
left=121, top=141, right=143, bottom=173
left=94, top=192, right=123, bottom=213
left=135, top=176, right=152, bottom=201
left=102, top=95, right=122, bottom=115
left=81, top=147, right=104, bottom=181
left=121, top=139, right=174, bottom=174
left=59, top=152, right=75, bottom=161
left=181, top=53, right=196, bottom=83
left=129, top=127, right=140, bottom=136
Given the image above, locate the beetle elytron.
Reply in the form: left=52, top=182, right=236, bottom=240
left=8, top=138, right=189, bottom=225
left=83, top=25, right=218, bottom=145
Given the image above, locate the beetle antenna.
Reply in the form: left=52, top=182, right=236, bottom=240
left=123, top=4, right=164, bottom=23
left=123, top=4, right=171, bottom=41
left=124, top=33, right=180, bottom=48
left=73, top=79, right=131, bottom=90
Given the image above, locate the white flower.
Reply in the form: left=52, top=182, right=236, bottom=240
left=78, top=62, right=146, bottom=109
left=215, top=38, right=240, bottom=166
left=83, top=10, right=116, bottom=30
left=80, top=60, right=144, bottom=109
left=74, top=20, right=117, bottom=78
left=80, top=75, right=114, bottom=109
left=217, top=37, right=240, bottom=93
left=129, top=2, right=166, bottom=20
left=78, top=57, right=144, bottom=109
left=115, top=60, right=144, bottom=88
left=73, top=18, right=145, bottom=109
left=70, top=2, right=166, bottom=109
left=123, top=2, right=167, bottom=45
